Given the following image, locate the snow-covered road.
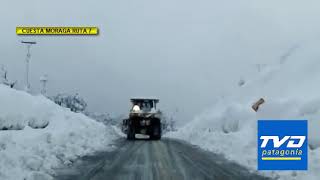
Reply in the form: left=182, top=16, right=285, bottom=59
left=54, top=138, right=270, bottom=180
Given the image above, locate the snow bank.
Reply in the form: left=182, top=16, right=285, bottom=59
left=168, top=43, right=320, bottom=180
left=0, top=85, right=119, bottom=180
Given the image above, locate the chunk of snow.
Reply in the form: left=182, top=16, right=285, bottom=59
left=168, top=44, right=320, bottom=180
left=0, top=85, right=119, bottom=180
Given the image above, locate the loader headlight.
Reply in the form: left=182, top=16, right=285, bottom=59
left=132, top=105, right=140, bottom=112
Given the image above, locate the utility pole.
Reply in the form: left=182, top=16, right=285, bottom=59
left=21, top=41, right=36, bottom=91
left=255, top=63, right=266, bottom=73
left=40, top=74, right=48, bottom=95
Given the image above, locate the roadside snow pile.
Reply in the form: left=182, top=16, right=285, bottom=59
left=168, top=44, right=320, bottom=180
left=0, top=85, right=119, bottom=180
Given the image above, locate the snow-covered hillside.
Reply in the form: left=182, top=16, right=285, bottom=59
left=168, top=43, right=320, bottom=180
left=0, top=85, right=119, bottom=180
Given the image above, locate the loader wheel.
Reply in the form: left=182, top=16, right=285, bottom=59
left=127, top=124, right=135, bottom=140
left=150, top=123, right=161, bottom=140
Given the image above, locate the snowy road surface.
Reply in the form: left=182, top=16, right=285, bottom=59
left=54, top=138, right=270, bottom=180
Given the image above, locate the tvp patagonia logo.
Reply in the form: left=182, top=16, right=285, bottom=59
left=258, top=120, right=308, bottom=170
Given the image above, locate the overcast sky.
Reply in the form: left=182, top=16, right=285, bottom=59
left=1, top=0, right=320, bottom=124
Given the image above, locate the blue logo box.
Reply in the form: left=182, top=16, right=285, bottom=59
left=257, top=120, right=308, bottom=170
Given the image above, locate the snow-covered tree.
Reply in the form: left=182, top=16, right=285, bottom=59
left=0, top=65, right=16, bottom=88
left=51, top=93, right=87, bottom=112
left=161, top=114, right=177, bottom=133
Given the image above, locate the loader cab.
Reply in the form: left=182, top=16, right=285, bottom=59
left=130, top=98, right=159, bottom=113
